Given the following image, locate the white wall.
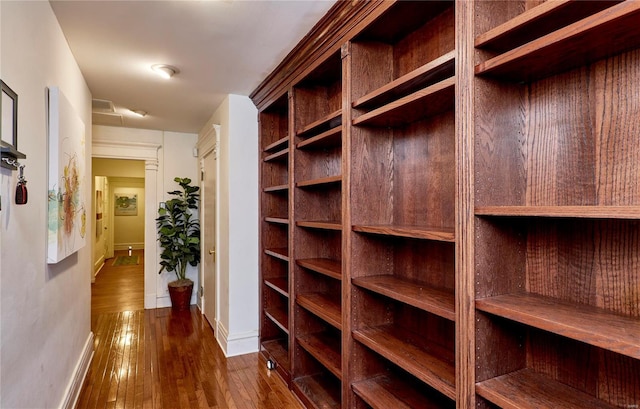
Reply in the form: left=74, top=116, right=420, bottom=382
left=199, top=94, right=258, bottom=356
left=159, top=131, right=199, bottom=306
left=0, top=2, right=93, bottom=407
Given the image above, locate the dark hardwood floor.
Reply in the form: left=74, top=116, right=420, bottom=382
left=77, top=250, right=302, bottom=409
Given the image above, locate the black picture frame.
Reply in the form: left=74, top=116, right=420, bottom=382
left=1, top=80, right=18, bottom=150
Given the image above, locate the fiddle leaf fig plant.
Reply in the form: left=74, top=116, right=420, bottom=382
left=156, top=177, right=201, bottom=285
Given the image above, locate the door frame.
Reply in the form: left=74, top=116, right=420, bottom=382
left=197, top=124, right=221, bottom=326
left=92, top=140, right=161, bottom=309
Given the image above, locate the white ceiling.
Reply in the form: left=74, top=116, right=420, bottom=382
left=49, top=0, right=336, bottom=134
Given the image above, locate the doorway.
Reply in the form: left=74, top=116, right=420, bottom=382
left=91, top=159, right=146, bottom=317
left=92, top=139, right=161, bottom=310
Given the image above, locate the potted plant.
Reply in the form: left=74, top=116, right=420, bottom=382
left=156, top=177, right=201, bottom=310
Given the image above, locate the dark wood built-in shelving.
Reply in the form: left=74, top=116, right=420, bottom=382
left=254, top=1, right=640, bottom=407
left=295, top=175, right=341, bottom=189
left=474, top=0, right=622, bottom=52
left=296, top=293, right=342, bottom=330
left=263, top=148, right=289, bottom=163
left=352, top=375, right=454, bottom=409
left=352, top=51, right=455, bottom=110
left=264, top=277, right=288, bottom=298
left=353, top=77, right=455, bottom=128
left=353, top=225, right=455, bottom=242
left=297, top=221, right=342, bottom=231
left=476, top=369, right=617, bottom=409
left=264, top=217, right=288, bottom=225
left=296, top=109, right=342, bottom=137
left=263, top=184, right=288, bottom=193
left=261, top=338, right=290, bottom=373
left=297, top=333, right=342, bottom=379
left=264, top=247, right=289, bottom=262
left=293, top=375, right=341, bottom=409
left=475, top=1, right=640, bottom=82
left=264, top=307, right=289, bottom=335
left=476, top=205, right=640, bottom=219
left=353, top=276, right=454, bottom=321
left=353, top=325, right=456, bottom=400
left=296, top=258, right=341, bottom=281
left=296, top=127, right=341, bottom=150
left=476, top=293, right=640, bottom=360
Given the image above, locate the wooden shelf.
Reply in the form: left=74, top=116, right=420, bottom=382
left=353, top=51, right=455, bottom=109
left=1, top=142, right=26, bottom=171
left=264, top=247, right=289, bottom=262
left=297, top=293, right=342, bottom=330
left=264, top=277, right=288, bottom=298
left=296, top=175, right=342, bottom=188
left=296, top=258, right=342, bottom=281
left=352, top=325, right=455, bottom=400
left=297, top=333, right=342, bottom=379
left=474, top=1, right=620, bottom=52
left=264, top=307, right=289, bottom=335
left=476, top=293, right=640, bottom=360
left=293, top=374, right=341, bottom=409
left=352, top=275, right=454, bottom=321
left=475, top=1, right=640, bottom=82
left=476, top=368, right=617, bottom=409
left=352, top=375, right=453, bottom=409
left=261, top=338, right=290, bottom=375
left=475, top=205, right=640, bottom=219
left=352, top=224, right=455, bottom=242
left=296, top=109, right=342, bottom=137
left=296, top=221, right=342, bottom=231
left=297, top=127, right=341, bottom=150
left=263, top=184, right=289, bottom=193
left=264, top=216, right=289, bottom=225
left=264, top=136, right=289, bottom=152
left=352, top=77, right=454, bottom=128
left=263, top=148, right=289, bottom=162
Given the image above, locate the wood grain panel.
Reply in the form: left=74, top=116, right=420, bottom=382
left=353, top=325, right=456, bottom=400
left=476, top=368, right=616, bottom=409
left=477, top=293, right=640, bottom=359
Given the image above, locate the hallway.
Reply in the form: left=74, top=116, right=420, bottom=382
left=78, top=252, right=301, bottom=409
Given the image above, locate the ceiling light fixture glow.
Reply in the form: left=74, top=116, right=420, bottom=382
left=151, top=64, right=179, bottom=79
left=130, top=109, right=147, bottom=117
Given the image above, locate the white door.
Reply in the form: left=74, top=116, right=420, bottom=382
left=202, top=148, right=217, bottom=328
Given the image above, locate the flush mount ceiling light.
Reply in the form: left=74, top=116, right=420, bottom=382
left=130, top=109, right=147, bottom=117
left=151, top=64, right=179, bottom=79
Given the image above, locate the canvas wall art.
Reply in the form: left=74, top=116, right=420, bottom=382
left=47, top=86, right=86, bottom=264
left=114, top=193, right=138, bottom=216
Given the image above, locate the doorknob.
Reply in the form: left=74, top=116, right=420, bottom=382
left=209, top=249, right=216, bottom=262
left=209, top=249, right=215, bottom=255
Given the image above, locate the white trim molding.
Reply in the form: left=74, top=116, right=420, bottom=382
left=92, top=140, right=161, bottom=161
left=92, top=139, right=161, bottom=309
left=216, top=322, right=259, bottom=357
left=59, top=332, right=94, bottom=409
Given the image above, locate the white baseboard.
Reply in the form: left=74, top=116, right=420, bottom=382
left=145, top=293, right=158, bottom=309
left=59, top=332, right=94, bottom=409
left=93, top=256, right=105, bottom=283
left=114, top=242, right=144, bottom=251
left=216, top=322, right=258, bottom=357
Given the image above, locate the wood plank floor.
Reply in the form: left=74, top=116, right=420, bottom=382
left=78, top=251, right=302, bottom=409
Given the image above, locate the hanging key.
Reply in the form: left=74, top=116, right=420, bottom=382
left=15, top=165, right=28, bottom=205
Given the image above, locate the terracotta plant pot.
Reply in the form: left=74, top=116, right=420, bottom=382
left=168, top=279, right=193, bottom=311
